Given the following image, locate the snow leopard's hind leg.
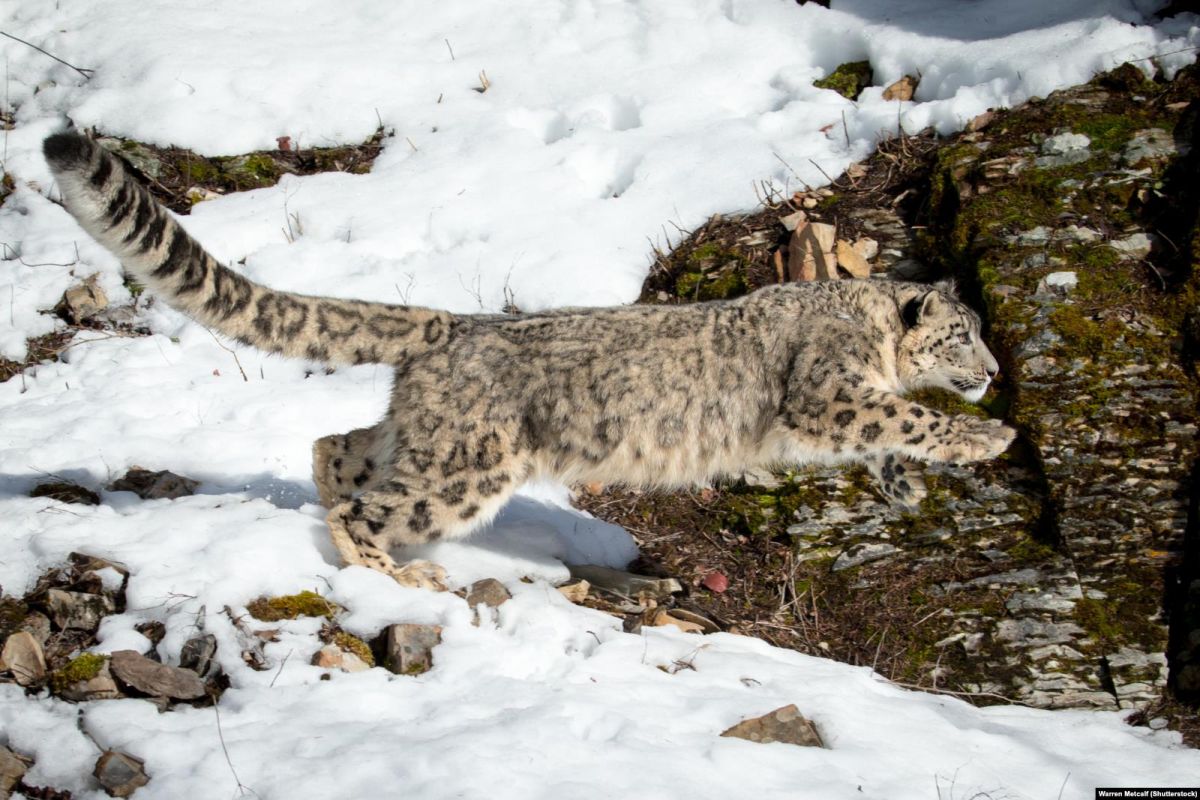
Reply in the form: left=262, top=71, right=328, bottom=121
left=313, top=426, right=380, bottom=508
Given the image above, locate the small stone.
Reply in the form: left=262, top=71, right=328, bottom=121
left=94, top=750, right=150, bottom=798
left=567, top=565, right=682, bottom=599
left=720, top=704, right=824, bottom=748
left=0, top=632, right=47, bottom=686
left=311, top=643, right=371, bottom=673
left=835, top=239, right=872, bottom=278
left=44, top=588, right=115, bottom=631
left=0, top=747, right=32, bottom=797
left=179, top=634, right=218, bottom=677
left=581, top=481, right=605, bottom=495
left=56, top=277, right=109, bottom=324
left=381, top=623, right=442, bottom=676
left=701, top=572, right=729, bottom=593
left=185, top=186, right=221, bottom=204
left=557, top=579, right=590, bottom=603
left=466, top=578, right=511, bottom=609
left=108, top=467, right=199, bottom=500
left=881, top=75, right=917, bottom=102
left=109, top=649, right=207, bottom=700
left=650, top=610, right=705, bottom=634
left=852, top=237, right=878, bottom=261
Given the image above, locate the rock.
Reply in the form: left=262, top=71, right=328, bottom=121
left=109, top=649, right=207, bottom=700
left=1122, top=128, right=1177, bottom=167
left=466, top=578, right=510, bottom=609
left=967, top=110, right=996, bottom=132
left=1035, top=132, right=1092, bottom=167
left=557, top=579, right=590, bottom=603
left=832, top=542, right=898, bottom=571
left=813, top=60, right=872, bottom=100
left=134, top=621, right=166, bottom=646
left=311, top=643, right=371, bottom=673
left=720, top=704, right=824, bottom=748
left=56, top=277, right=108, bottom=323
left=108, top=467, right=199, bottom=500
left=381, top=623, right=442, bottom=676
left=651, top=607, right=719, bottom=634
left=391, top=560, right=449, bottom=592
left=835, top=239, right=872, bottom=278
left=179, top=634, right=218, bottom=677
left=881, top=75, right=917, bottom=102
left=567, top=565, right=682, bottom=599
left=44, top=588, right=115, bottom=631
left=701, top=572, right=729, bottom=593
left=55, top=659, right=121, bottom=702
left=0, top=632, right=47, bottom=686
left=0, top=747, right=31, bottom=797
left=19, top=612, right=51, bottom=647
left=779, top=209, right=807, bottom=231
left=29, top=481, right=101, bottom=505
left=788, top=221, right=838, bottom=281
left=1035, top=271, right=1078, bottom=297
left=1109, top=232, right=1154, bottom=260
left=94, top=750, right=150, bottom=798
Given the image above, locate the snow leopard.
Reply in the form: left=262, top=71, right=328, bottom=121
left=43, top=131, right=1015, bottom=584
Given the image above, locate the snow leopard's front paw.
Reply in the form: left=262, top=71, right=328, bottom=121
left=931, top=417, right=1016, bottom=464
left=870, top=453, right=927, bottom=510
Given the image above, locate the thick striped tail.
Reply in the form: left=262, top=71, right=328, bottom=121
left=42, top=132, right=452, bottom=365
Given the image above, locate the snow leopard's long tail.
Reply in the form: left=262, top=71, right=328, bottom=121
left=43, top=132, right=453, bottom=365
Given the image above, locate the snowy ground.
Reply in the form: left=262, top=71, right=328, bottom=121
left=1, top=1, right=1199, bottom=797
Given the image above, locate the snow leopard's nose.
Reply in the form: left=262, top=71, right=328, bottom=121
left=981, top=346, right=999, bottom=377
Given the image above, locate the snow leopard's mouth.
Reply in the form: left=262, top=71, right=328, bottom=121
left=951, top=376, right=989, bottom=403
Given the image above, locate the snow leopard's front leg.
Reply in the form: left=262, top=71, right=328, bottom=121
left=783, top=386, right=1014, bottom=478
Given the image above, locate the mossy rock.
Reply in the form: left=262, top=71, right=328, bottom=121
left=332, top=631, right=375, bottom=667
left=814, top=61, right=873, bottom=100
left=49, top=652, right=108, bottom=694
left=246, top=590, right=339, bottom=622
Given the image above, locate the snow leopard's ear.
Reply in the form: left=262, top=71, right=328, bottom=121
left=933, top=278, right=958, bottom=296
left=902, top=290, right=946, bottom=329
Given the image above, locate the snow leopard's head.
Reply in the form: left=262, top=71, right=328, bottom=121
left=896, top=284, right=999, bottom=403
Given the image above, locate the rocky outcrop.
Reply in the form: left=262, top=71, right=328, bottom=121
left=622, top=63, right=1200, bottom=714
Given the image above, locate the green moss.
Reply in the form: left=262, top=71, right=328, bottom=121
left=813, top=61, right=873, bottom=100
left=184, top=159, right=219, bottom=183
left=905, top=387, right=991, bottom=419
left=1074, top=114, right=1141, bottom=153
left=673, top=243, right=749, bottom=301
left=50, top=653, right=108, bottom=693
left=333, top=631, right=375, bottom=667
left=1006, top=534, right=1058, bottom=564
left=247, top=590, right=339, bottom=622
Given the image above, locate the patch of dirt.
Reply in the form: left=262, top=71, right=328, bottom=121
left=93, top=126, right=391, bottom=214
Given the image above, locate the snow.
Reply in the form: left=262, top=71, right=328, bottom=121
left=1, top=0, right=1198, bottom=797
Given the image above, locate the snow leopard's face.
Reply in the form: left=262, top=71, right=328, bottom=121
left=898, top=288, right=999, bottom=403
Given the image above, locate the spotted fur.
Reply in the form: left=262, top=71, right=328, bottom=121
left=45, top=131, right=1014, bottom=583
